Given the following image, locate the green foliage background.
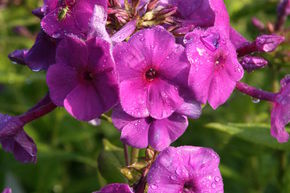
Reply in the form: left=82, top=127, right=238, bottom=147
left=0, top=0, right=289, bottom=192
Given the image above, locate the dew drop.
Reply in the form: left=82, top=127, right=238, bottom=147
left=251, top=97, right=260, bottom=104
left=150, top=184, right=157, bottom=190
left=214, top=176, right=220, bottom=182
left=211, top=182, right=216, bottom=188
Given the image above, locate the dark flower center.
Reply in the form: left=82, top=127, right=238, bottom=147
left=145, top=68, right=157, bottom=81
left=83, top=71, right=94, bottom=81
left=214, top=53, right=226, bottom=69
left=183, top=181, right=196, bottom=193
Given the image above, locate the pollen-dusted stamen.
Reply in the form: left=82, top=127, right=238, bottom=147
left=145, top=68, right=158, bottom=81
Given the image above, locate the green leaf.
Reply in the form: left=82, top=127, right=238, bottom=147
left=97, top=139, right=127, bottom=183
left=206, top=123, right=290, bottom=150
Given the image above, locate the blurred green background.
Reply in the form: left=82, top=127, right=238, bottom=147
left=0, top=0, right=289, bottom=193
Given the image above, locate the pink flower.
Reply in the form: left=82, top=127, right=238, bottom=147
left=2, top=188, right=12, bottom=193
left=147, top=146, right=223, bottom=193
left=93, top=183, right=133, bottom=193
left=47, top=35, right=118, bottom=121
left=113, top=26, right=190, bottom=119
left=271, top=75, right=290, bottom=143
left=185, top=27, right=244, bottom=109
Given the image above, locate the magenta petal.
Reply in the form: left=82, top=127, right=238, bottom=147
left=113, top=42, right=146, bottom=82
left=128, top=26, right=175, bottom=66
left=112, top=105, right=136, bottom=131
left=46, top=64, right=78, bottom=106
left=147, top=82, right=177, bottom=119
left=158, top=45, right=190, bottom=86
left=93, top=183, right=133, bottom=193
left=64, top=83, right=103, bottom=121
left=119, top=78, right=149, bottom=118
left=148, top=79, right=183, bottom=119
left=56, top=35, right=88, bottom=68
left=121, top=118, right=150, bottom=148
left=207, top=70, right=236, bottom=109
left=271, top=103, right=290, bottom=143
left=86, top=37, right=114, bottom=73
left=149, top=114, right=188, bottom=151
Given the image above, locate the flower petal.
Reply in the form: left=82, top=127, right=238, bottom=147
left=147, top=79, right=183, bottom=119
left=121, top=118, right=150, bottom=148
left=64, top=83, right=104, bottom=121
left=149, top=113, right=188, bottom=151
left=119, top=78, right=149, bottom=118
left=46, top=64, right=78, bottom=106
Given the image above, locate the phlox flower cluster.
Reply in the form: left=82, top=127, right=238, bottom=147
left=2, top=0, right=289, bottom=192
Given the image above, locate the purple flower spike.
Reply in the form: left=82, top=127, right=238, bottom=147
left=185, top=27, right=244, bottom=109
left=93, top=183, right=133, bottom=193
left=240, top=55, right=268, bottom=73
left=2, top=188, right=12, bottom=193
left=271, top=75, right=290, bottom=143
left=8, top=49, right=28, bottom=65
left=147, top=146, right=223, bottom=193
left=113, top=26, right=190, bottom=119
left=41, top=0, right=107, bottom=38
left=0, top=114, right=37, bottom=163
left=47, top=35, right=118, bottom=121
left=112, top=105, right=194, bottom=151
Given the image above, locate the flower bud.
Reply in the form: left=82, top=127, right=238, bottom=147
left=8, top=49, right=28, bottom=65
left=240, top=55, right=268, bottom=72
left=255, top=35, right=285, bottom=52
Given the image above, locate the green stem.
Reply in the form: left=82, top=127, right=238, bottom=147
left=123, top=143, right=130, bottom=166
left=100, top=114, right=112, bottom=123
left=131, top=148, right=139, bottom=164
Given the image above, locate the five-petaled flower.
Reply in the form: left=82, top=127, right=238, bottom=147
left=47, top=35, right=119, bottom=121
left=113, top=26, right=190, bottom=119
left=147, top=146, right=224, bottom=193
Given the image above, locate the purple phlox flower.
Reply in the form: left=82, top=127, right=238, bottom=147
left=237, top=34, right=285, bottom=57
left=47, top=35, right=118, bottom=121
left=0, top=114, right=37, bottom=164
left=185, top=27, right=244, bottom=109
left=2, top=188, right=12, bottom=193
left=8, top=30, right=58, bottom=71
left=8, top=49, right=28, bottom=65
left=271, top=75, right=290, bottom=143
left=93, top=183, right=133, bottom=193
left=112, top=102, right=200, bottom=151
left=159, top=0, right=229, bottom=31
left=147, top=146, right=223, bottom=193
left=240, top=55, right=268, bottom=73
left=113, top=26, right=190, bottom=119
left=41, top=0, right=107, bottom=38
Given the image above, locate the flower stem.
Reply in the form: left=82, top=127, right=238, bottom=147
left=236, top=82, right=276, bottom=102
left=131, top=148, right=139, bottom=164
left=123, top=143, right=129, bottom=166
left=100, top=114, right=112, bottom=123
left=18, top=93, right=56, bottom=123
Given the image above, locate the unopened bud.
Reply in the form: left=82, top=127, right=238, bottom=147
left=240, top=55, right=268, bottom=73
left=32, top=7, right=45, bottom=19
left=252, top=17, right=265, bottom=31
left=255, top=34, right=285, bottom=52
left=8, top=49, right=28, bottom=65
